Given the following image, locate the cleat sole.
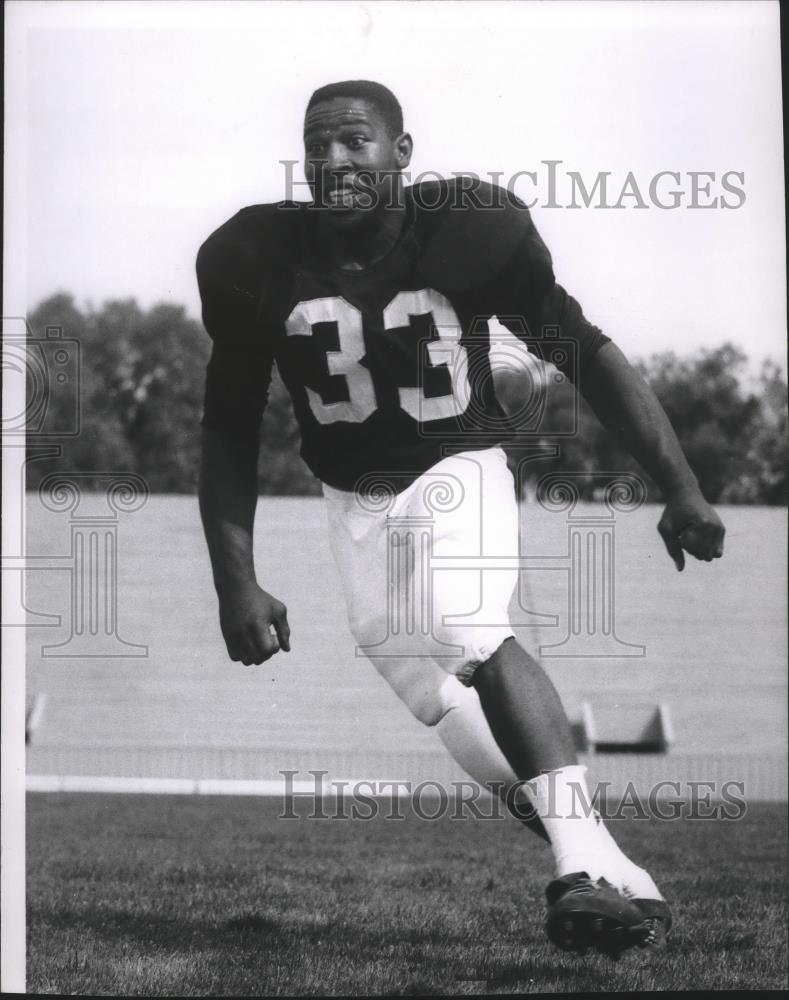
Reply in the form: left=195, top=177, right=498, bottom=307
left=545, top=873, right=662, bottom=959
left=547, top=910, right=634, bottom=956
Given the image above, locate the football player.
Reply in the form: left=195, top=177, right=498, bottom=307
left=196, top=80, right=725, bottom=957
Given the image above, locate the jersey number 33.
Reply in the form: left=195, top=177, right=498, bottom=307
left=285, top=289, right=471, bottom=425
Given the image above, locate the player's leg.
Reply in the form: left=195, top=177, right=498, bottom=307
left=472, top=636, right=575, bottom=774
left=321, top=479, right=547, bottom=839
left=419, top=450, right=572, bottom=778
left=324, top=461, right=667, bottom=954
left=370, top=657, right=549, bottom=841
left=434, top=679, right=548, bottom=840
left=471, top=640, right=669, bottom=927
left=421, top=448, right=668, bottom=954
left=420, top=450, right=617, bottom=875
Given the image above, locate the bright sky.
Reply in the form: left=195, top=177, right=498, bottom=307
left=6, top=0, right=786, bottom=365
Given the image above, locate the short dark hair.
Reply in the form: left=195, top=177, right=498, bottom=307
left=305, top=80, right=404, bottom=137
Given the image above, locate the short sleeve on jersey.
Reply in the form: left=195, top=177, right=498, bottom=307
left=196, top=230, right=274, bottom=440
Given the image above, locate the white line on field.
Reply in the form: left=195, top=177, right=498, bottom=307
left=26, top=775, right=318, bottom=795
left=24, top=775, right=450, bottom=796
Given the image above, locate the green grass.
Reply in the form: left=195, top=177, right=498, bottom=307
left=27, top=794, right=788, bottom=995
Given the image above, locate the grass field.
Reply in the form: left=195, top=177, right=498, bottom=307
left=27, top=793, right=788, bottom=995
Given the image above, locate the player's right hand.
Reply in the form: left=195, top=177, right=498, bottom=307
left=217, top=582, right=291, bottom=665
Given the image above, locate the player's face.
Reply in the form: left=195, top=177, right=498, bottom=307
left=303, top=98, right=411, bottom=227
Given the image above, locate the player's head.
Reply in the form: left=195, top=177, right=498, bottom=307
left=303, top=80, right=413, bottom=227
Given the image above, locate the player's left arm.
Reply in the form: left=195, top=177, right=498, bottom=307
left=483, top=194, right=725, bottom=572
left=578, top=341, right=725, bottom=571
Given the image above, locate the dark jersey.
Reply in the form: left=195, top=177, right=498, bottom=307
left=196, top=179, right=610, bottom=492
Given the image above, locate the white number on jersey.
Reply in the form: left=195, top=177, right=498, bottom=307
left=285, top=289, right=470, bottom=425
left=285, top=297, right=376, bottom=425
left=383, top=289, right=470, bottom=423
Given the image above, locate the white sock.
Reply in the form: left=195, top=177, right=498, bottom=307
left=594, top=812, right=664, bottom=900
left=435, top=685, right=519, bottom=792
left=523, top=765, right=614, bottom=881
left=434, top=695, right=664, bottom=899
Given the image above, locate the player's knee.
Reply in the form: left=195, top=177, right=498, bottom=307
left=387, top=671, right=451, bottom=727
left=347, top=609, right=386, bottom=649
left=404, top=677, right=475, bottom=727
left=368, top=659, right=460, bottom=728
left=435, top=627, right=517, bottom=687
left=403, top=687, right=447, bottom=727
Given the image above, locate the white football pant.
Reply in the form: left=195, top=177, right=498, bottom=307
left=323, top=446, right=519, bottom=722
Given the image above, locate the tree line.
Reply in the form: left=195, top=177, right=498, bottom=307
left=24, top=294, right=787, bottom=504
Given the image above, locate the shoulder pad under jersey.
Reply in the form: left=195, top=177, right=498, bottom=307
left=412, top=178, right=532, bottom=292
left=196, top=202, right=307, bottom=343
left=197, top=201, right=305, bottom=297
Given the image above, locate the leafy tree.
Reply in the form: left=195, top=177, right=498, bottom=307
left=25, top=295, right=320, bottom=495
left=639, top=344, right=778, bottom=504
left=26, top=296, right=212, bottom=492
left=499, top=343, right=787, bottom=504
left=743, top=360, right=789, bottom=504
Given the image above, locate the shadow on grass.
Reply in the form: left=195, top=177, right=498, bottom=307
left=33, top=901, right=638, bottom=994
left=32, top=902, right=492, bottom=953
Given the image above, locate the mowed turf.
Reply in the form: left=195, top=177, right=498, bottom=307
left=27, top=793, right=787, bottom=995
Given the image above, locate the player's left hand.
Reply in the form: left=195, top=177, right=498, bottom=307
left=657, top=489, right=725, bottom=571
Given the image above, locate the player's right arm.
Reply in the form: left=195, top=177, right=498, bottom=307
left=196, top=229, right=290, bottom=665
left=199, top=429, right=290, bottom=664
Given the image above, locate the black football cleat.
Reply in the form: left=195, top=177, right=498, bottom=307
left=545, top=872, right=656, bottom=958
left=630, top=897, right=672, bottom=951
